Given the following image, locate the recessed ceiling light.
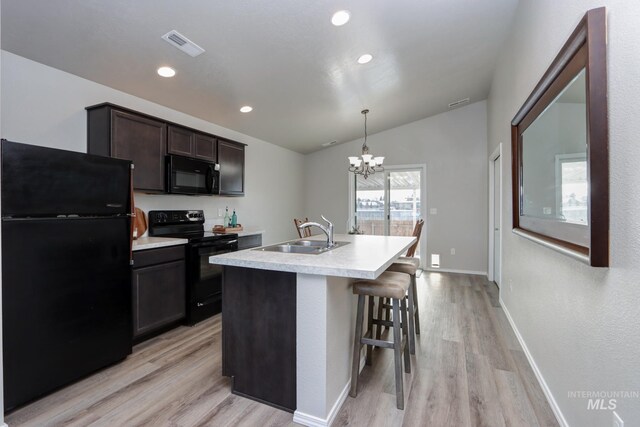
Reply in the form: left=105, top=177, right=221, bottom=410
left=157, top=66, right=176, bottom=77
left=357, top=54, right=373, bottom=64
left=331, top=10, right=350, bottom=26
left=240, top=106, right=253, bottom=113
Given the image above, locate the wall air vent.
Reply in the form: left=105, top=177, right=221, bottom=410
left=448, top=98, right=470, bottom=109
left=321, top=140, right=338, bottom=147
left=161, top=30, right=205, bottom=57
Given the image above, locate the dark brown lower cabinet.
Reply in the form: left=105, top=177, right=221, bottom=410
left=222, top=266, right=296, bottom=412
left=237, top=234, right=262, bottom=250
left=132, top=246, right=186, bottom=340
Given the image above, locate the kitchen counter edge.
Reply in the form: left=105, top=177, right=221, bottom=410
left=133, top=236, right=189, bottom=251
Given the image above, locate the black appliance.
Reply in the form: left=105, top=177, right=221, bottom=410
left=1, top=139, right=133, bottom=411
left=167, top=155, right=219, bottom=195
left=148, top=210, right=237, bottom=324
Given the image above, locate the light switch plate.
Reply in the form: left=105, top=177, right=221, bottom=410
left=217, top=208, right=224, bottom=217
left=430, top=208, right=437, bottom=215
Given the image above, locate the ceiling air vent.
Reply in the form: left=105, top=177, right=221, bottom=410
left=322, top=140, right=338, bottom=147
left=161, top=30, right=205, bottom=57
left=448, top=98, right=470, bottom=109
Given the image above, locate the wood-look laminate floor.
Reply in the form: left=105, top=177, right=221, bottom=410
left=6, top=273, right=558, bottom=427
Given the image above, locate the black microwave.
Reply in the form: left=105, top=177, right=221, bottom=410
left=167, top=155, right=219, bottom=195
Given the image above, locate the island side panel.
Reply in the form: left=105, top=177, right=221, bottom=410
left=294, top=273, right=356, bottom=425
left=222, top=266, right=297, bottom=412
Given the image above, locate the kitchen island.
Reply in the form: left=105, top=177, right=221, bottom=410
left=210, top=234, right=415, bottom=427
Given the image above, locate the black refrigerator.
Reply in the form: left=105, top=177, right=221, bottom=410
left=1, top=139, right=133, bottom=411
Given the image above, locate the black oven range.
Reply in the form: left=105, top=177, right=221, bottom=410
left=148, top=210, right=238, bottom=325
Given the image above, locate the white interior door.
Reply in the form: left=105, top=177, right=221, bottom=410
left=493, top=155, right=501, bottom=286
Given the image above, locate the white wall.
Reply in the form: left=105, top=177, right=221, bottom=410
left=305, top=101, right=488, bottom=273
left=0, top=50, right=306, bottom=244
left=488, top=1, right=640, bottom=426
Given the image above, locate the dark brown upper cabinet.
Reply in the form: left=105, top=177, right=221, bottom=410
left=168, top=125, right=217, bottom=162
left=87, top=104, right=167, bottom=192
left=167, top=125, right=194, bottom=158
left=218, top=139, right=245, bottom=196
left=194, top=133, right=217, bottom=162
left=511, top=8, right=608, bottom=267
left=87, top=103, right=245, bottom=197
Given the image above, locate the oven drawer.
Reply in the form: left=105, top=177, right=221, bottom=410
left=192, top=276, right=222, bottom=301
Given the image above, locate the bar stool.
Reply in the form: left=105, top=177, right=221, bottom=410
left=350, top=271, right=411, bottom=410
left=384, top=261, right=420, bottom=354
left=378, top=219, right=424, bottom=353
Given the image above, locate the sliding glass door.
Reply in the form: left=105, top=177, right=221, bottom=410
left=353, top=167, right=424, bottom=259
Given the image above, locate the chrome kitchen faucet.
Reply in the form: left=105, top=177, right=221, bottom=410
left=298, top=215, right=335, bottom=248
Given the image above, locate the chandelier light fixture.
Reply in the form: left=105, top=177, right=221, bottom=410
left=348, top=109, right=384, bottom=179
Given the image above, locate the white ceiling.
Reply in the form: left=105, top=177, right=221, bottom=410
left=1, top=0, right=518, bottom=153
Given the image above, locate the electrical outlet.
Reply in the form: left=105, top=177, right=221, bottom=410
left=217, top=208, right=224, bottom=217
left=430, top=208, right=437, bottom=215
left=613, top=411, right=624, bottom=427
left=450, top=248, right=455, bottom=255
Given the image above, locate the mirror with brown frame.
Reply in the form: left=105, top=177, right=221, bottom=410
left=511, top=7, right=609, bottom=267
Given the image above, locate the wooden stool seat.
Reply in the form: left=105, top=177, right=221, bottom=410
left=350, top=271, right=411, bottom=410
left=397, top=256, right=420, bottom=268
left=353, top=271, right=409, bottom=300
left=386, top=261, right=416, bottom=276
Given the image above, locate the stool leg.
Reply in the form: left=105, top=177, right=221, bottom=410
left=385, top=299, right=392, bottom=332
left=412, top=274, right=421, bottom=335
left=400, top=297, right=411, bottom=374
left=376, top=296, right=384, bottom=342
left=350, top=294, right=365, bottom=398
left=391, top=298, right=404, bottom=410
left=366, top=295, right=374, bottom=365
left=407, top=279, right=416, bottom=355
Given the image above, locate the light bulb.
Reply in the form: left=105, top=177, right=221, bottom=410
left=348, top=156, right=359, bottom=166
left=331, top=10, right=350, bottom=26
left=374, top=156, right=384, bottom=165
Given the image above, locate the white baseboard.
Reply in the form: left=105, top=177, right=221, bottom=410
left=293, top=410, right=330, bottom=427
left=293, top=381, right=350, bottom=427
left=499, top=296, right=569, bottom=427
left=293, top=354, right=365, bottom=426
left=424, top=267, right=487, bottom=276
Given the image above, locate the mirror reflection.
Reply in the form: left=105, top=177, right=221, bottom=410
left=521, top=69, right=588, bottom=225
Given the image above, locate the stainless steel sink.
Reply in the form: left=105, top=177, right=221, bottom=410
left=290, top=240, right=328, bottom=247
left=257, top=240, right=349, bottom=255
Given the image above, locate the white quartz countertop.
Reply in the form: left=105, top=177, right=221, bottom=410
left=209, top=234, right=416, bottom=279
left=133, top=236, right=188, bottom=251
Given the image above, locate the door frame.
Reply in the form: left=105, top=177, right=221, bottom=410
left=348, top=164, right=427, bottom=267
left=488, top=144, right=502, bottom=285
